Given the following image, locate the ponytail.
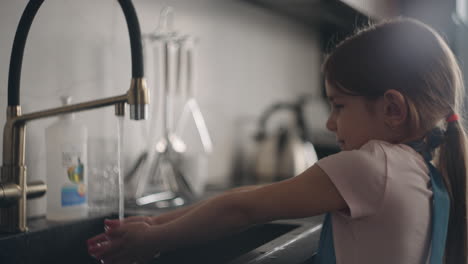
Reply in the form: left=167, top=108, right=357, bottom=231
left=438, top=119, right=468, bottom=263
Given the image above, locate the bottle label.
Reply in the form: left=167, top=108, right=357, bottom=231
left=62, top=184, right=87, bottom=206
left=61, top=146, right=86, bottom=206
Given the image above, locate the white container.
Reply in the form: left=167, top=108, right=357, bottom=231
left=45, top=96, right=88, bottom=220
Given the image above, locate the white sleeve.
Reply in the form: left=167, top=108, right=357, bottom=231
left=316, top=141, right=388, bottom=219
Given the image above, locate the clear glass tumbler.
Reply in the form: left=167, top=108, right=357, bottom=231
left=87, top=137, right=119, bottom=215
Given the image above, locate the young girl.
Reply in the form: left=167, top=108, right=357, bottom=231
left=87, top=18, right=468, bottom=264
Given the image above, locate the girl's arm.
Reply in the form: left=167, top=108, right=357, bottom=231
left=89, top=164, right=347, bottom=262
left=150, top=185, right=262, bottom=224
left=154, top=164, right=346, bottom=250
left=117, top=185, right=262, bottom=226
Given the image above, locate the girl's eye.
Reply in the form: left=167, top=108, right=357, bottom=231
left=331, top=104, right=344, bottom=111
left=334, top=104, right=344, bottom=109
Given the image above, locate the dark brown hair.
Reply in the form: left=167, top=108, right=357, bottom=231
left=323, top=18, right=467, bottom=263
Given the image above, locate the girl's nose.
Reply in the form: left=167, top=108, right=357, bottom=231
left=326, top=115, right=337, bottom=132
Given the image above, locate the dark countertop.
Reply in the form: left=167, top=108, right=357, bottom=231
left=0, top=189, right=323, bottom=264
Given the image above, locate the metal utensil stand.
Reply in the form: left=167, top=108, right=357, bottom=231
left=134, top=7, right=212, bottom=208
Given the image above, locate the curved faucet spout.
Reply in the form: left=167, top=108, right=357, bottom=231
left=7, top=0, right=43, bottom=107
left=118, top=0, right=144, bottom=78
left=8, top=0, right=146, bottom=109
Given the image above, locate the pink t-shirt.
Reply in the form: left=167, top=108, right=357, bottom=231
left=316, top=140, right=432, bottom=264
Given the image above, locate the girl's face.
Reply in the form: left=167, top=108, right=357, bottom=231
left=325, top=81, right=389, bottom=151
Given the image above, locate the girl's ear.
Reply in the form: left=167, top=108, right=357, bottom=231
left=382, top=89, right=408, bottom=128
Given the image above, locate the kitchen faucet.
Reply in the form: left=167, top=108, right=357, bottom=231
left=0, top=0, right=149, bottom=233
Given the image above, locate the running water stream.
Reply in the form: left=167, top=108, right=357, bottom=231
left=117, top=116, right=125, bottom=221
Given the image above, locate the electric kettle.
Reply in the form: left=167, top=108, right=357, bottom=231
left=253, top=97, right=318, bottom=183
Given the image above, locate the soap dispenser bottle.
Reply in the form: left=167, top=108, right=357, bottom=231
left=45, top=96, right=88, bottom=220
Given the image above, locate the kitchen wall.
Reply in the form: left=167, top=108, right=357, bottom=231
left=341, top=0, right=397, bottom=18
left=0, top=0, right=324, bottom=216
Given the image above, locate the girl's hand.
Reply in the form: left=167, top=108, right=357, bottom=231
left=86, top=216, right=168, bottom=263
left=87, top=221, right=160, bottom=264
left=104, top=216, right=157, bottom=227
left=101, top=209, right=193, bottom=228
left=121, top=215, right=172, bottom=225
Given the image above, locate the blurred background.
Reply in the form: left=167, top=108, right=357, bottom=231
left=0, top=0, right=467, bottom=216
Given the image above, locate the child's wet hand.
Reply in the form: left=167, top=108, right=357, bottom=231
left=87, top=233, right=108, bottom=250
left=87, top=217, right=157, bottom=260
left=105, top=216, right=158, bottom=227
left=103, top=219, right=121, bottom=231
left=88, top=221, right=159, bottom=264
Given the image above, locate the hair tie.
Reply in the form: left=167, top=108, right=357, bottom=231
left=446, top=113, right=459, bottom=123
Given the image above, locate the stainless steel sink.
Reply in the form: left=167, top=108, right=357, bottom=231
left=155, top=222, right=300, bottom=263
left=127, top=207, right=323, bottom=264
left=227, top=218, right=322, bottom=264
left=0, top=212, right=322, bottom=264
